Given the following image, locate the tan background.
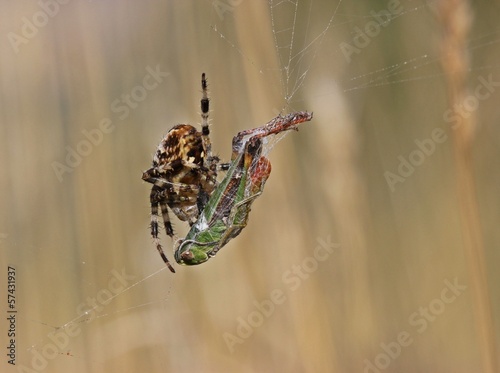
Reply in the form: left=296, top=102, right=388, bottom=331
left=1, top=1, right=499, bottom=372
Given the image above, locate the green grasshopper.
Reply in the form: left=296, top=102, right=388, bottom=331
left=174, top=111, right=313, bottom=266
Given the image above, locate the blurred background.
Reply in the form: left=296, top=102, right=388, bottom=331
left=1, top=0, right=499, bottom=372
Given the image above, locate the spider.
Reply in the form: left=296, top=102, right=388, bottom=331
left=142, top=73, right=228, bottom=273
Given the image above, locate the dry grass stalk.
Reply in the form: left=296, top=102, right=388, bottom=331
left=435, top=1, right=498, bottom=372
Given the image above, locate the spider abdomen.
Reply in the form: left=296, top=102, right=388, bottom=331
left=155, top=124, right=204, bottom=168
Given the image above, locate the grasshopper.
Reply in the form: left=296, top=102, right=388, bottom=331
left=174, top=111, right=313, bottom=267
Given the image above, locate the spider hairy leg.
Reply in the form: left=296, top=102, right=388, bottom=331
left=200, top=73, right=212, bottom=161
left=218, top=162, right=231, bottom=171
left=149, top=190, right=175, bottom=273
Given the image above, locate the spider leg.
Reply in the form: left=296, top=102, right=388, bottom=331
left=149, top=158, right=208, bottom=173
left=150, top=187, right=175, bottom=273
left=218, top=162, right=231, bottom=171
left=158, top=200, right=174, bottom=238
left=143, top=171, right=201, bottom=194
left=200, top=73, right=223, bottom=173
left=143, top=160, right=213, bottom=188
left=200, top=73, right=212, bottom=161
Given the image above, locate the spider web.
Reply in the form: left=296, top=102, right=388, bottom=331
left=10, top=2, right=417, bottom=370
left=268, top=0, right=342, bottom=103
left=208, top=0, right=345, bottom=162
left=10, top=1, right=500, bottom=371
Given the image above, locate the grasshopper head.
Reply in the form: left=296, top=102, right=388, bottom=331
left=174, top=239, right=215, bottom=266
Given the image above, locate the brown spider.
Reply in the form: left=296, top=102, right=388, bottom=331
left=142, top=74, right=228, bottom=272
